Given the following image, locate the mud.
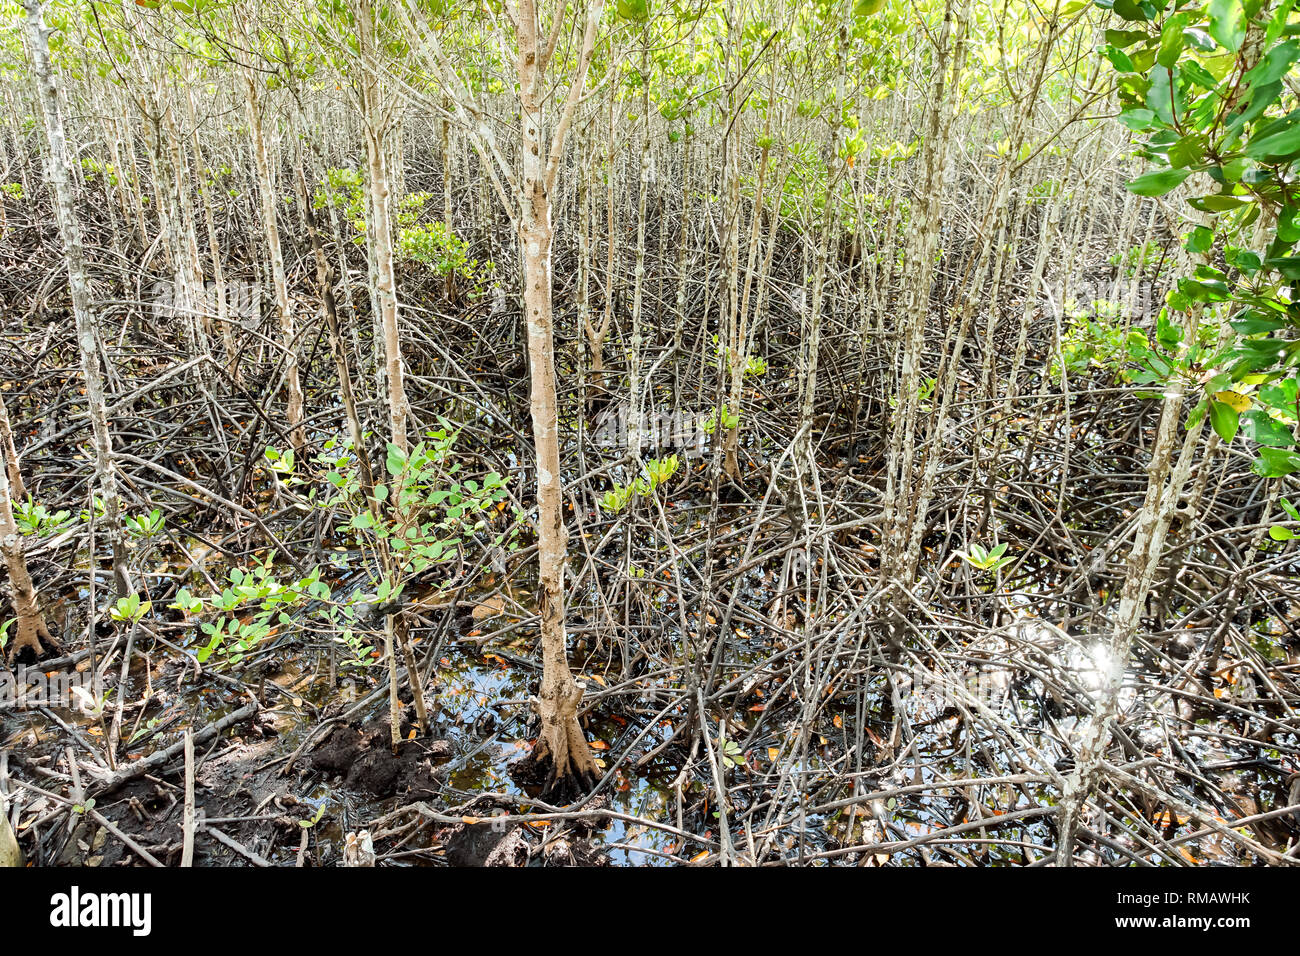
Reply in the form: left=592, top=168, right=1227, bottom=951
left=309, top=717, right=453, bottom=800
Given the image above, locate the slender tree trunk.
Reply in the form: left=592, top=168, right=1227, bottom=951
left=187, top=88, right=239, bottom=379
left=514, top=0, right=604, bottom=797
left=0, top=392, right=26, bottom=504
left=626, top=38, right=651, bottom=458
left=717, top=22, right=743, bottom=480
left=356, top=0, right=409, bottom=454
left=1054, top=229, right=1214, bottom=862
left=23, top=0, right=131, bottom=599
left=722, top=59, right=785, bottom=483
left=242, top=66, right=306, bottom=450
left=881, top=0, right=968, bottom=581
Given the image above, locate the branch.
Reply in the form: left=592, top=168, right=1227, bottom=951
left=545, top=0, right=606, bottom=195
left=538, top=0, right=570, bottom=76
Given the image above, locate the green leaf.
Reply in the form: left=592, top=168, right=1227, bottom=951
left=1228, top=81, right=1283, bottom=140
left=1187, top=194, right=1247, bottom=212
left=1245, top=120, right=1300, bottom=161
left=385, top=443, right=407, bottom=477
left=1208, top=0, right=1245, bottom=52
left=1242, top=40, right=1300, bottom=88
left=1105, top=28, right=1150, bottom=48
left=1147, top=63, right=1178, bottom=123
left=1226, top=248, right=1262, bottom=273
left=616, top=0, right=649, bottom=20
left=1168, top=134, right=1206, bottom=168
left=1252, top=447, right=1300, bottom=477
left=1185, top=225, right=1214, bottom=254
left=1281, top=206, right=1300, bottom=242
left=1180, top=60, right=1220, bottom=89
left=1230, top=312, right=1285, bottom=335
left=1259, top=379, right=1298, bottom=412
left=1264, top=256, right=1300, bottom=279
left=1103, top=45, right=1137, bottom=72
left=1127, top=167, right=1191, bottom=196
left=1118, top=107, right=1155, bottom=129
left=1113, top=0, right=1154, bottom=21
left=1208, top=398, right=1240, bottom=442
left=1158, top=13, right=1189, bottom=67
left=1241, top=409, right=1296, bottom=447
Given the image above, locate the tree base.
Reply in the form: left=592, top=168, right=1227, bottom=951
left=7, top=612, right=60, bottom=666
left=511, top=746, right=598, bottom=804
left=516, top=671, right=602, bottom=802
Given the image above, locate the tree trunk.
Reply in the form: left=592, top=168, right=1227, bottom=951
left=0, top=393, right=56, bottom=664
left=514, top=0, right=602, bottom=798
left=356, top=0, right=409, bottom=453
left=0, top=389, right=26, bottom=504
left=0, top=793, right=21, bottom=867
left=23, top=0, right=131, bottom=599
left=881, top=0, right=967, bottom=582
left=242, top=66, right=306, bottom=451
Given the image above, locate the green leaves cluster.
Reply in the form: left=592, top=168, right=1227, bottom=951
left=1055, top=303, right=1132, bottom=377
left=14, top=498, right=75, bottom=537
left=957, top=542, right=1014, bottom=573
left=1268, top=494, right=1300, bottom=536
left=171, top=559, right=330, bottom=666
left=172, top=426, right=516, bottom=671
left=315, top=172, right=490, bottom=294
left=1097, top=0, right=1300, bottom=481
left=124, top=508, right=165, bottom=538
left=109, top=592, right=151, bottom=624
left=395, top=215, right=491, bottom=293
left=600, top=455, right=680, bottom=513
left=370, top=433, right=510, bottom=569
left=700, top=405, right=740, bottom=435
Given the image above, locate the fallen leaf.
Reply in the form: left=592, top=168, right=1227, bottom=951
left=472, top=594, right=507, bottom=621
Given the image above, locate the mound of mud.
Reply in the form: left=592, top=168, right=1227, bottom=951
left=310, top=718, right=453, bottom=799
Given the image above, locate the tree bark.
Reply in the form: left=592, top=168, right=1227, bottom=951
left=0, top=395, right=56, bottom=664
left=514, top=0, right=604, bottom=797
left=242, top=64, right=306, bottom=450
left=356, top=0, right=409, bottom=453
left=23, top=0, right=131, bottom=599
